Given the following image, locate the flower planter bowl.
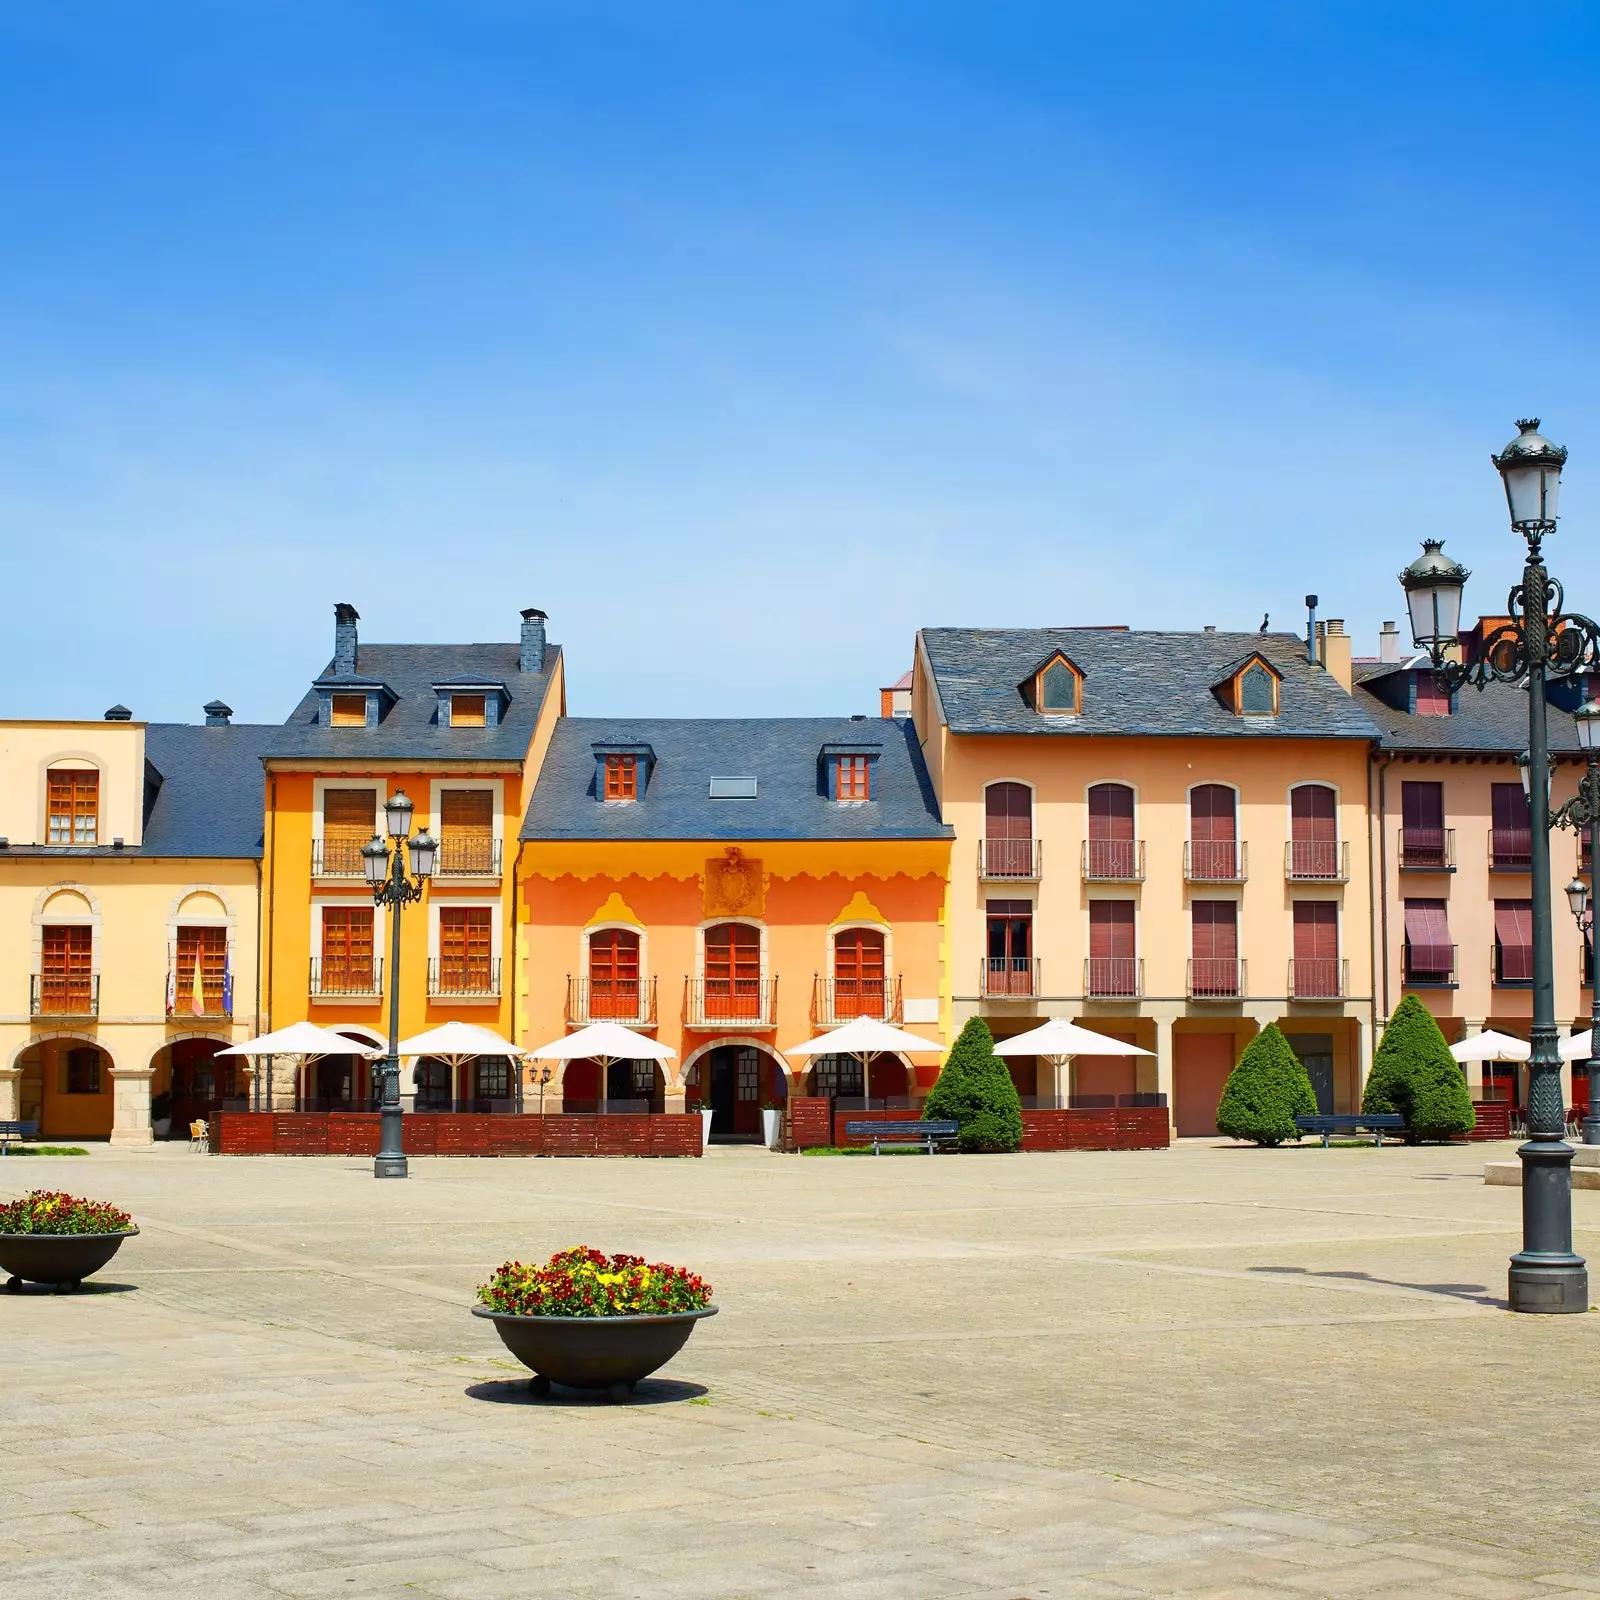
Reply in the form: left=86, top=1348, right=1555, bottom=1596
left=0, top=1228, right=138, bottom=1292
left=473, top=1304, right=718, bottom=1400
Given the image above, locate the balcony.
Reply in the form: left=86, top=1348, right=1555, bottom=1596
left=311, top=837, right=367, bottom=878
left=309, top=956, right=383, bottom=999
left=166, top=967, right=232, bottom=1019
left=1184, top=841, right=1247, bottom=883
left=684, top=976, right=778, bottom=1029
left=1399, top=827, right=1455, bottom=871
left=981, top=957, right=1040, bottom=1000
left=435, top=835, right=502, bottom=878
left=1285, top=840, right=1350, bottom=882
left=1403, top=943, right=1457, bottom=989
left=31, top=974, right=99, bottom=1018
left=566, top=975, right=659, bottom=1028
left=979, top=838, right=1041, bottom=881
left=1082, top=839, right=1145, bottom=882
left=1188, top=957, right=1244, bottom=1000
left=1289, top=957, right=1348, bottom=1000
left=1492, top=943, right=1534, bottom=989
left=428, top=957, right=502, bottom=999
left=1083, top=957, right=1142, bottom=999
left=811, top=975, right=903, bottom=1027
left=1489, top=827, right=1533, bottom=872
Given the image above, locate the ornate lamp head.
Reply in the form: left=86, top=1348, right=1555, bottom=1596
left=1492, top=418, right=1566, bottom=536
left=1400, top=539, right=1471, bottom=655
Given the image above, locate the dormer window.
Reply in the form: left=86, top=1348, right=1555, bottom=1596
left=330, top=693, right=368, bottom=728
left=450, top=693, right=487, bottom=728
left=604, top=755, right=638, bottom=801
left=835, top=755, right=870, bottom=802
left=47, top=768, right=98, bottom=845
left=1022, top=652, right=1083, bottom=715
left=1215, top=653, right=1282, bottom=717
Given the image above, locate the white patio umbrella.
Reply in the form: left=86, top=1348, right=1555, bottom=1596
left=1449, top=1029, right=1531, bottom=1063
left=217, top=1021, right=374, bottom=1111
left=527, top=1022, right=676, bottom=1113
left=782, top=1015, right=945, bottom=1108
left=382, top=1021, right=531, bottom=1110
left=991, top=1017, right=1155, bottom=1109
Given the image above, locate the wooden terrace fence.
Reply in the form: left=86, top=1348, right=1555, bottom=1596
left=217, top=1112, right=704, bottom=1157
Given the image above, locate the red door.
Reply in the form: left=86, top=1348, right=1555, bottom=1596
left=704, top=923, right=761, bottom=1018
left=1175, top=1033, right=1235, bottom=1137
left=588, top=929, right=641, bottom=1018
left=985, top=901, right=1034, bottom=994
left=832, top=928, right=886, bottom=1018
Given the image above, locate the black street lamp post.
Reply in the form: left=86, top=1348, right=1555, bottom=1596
left=1562, top=703, right=1600, bottom=1147
left=1400, top=419, right=1598, bottom=1313
left=362, top=791, right=438, bottom=1180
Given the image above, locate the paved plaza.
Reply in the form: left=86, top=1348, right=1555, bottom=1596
left=3, top=1139, right=1600, bottom=1599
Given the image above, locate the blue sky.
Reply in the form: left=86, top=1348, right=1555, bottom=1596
left=1, top=2, right=1597, bottom=723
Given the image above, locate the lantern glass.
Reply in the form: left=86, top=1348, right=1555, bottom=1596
left=409, top=828, right=439, bottom=879
left=1518, top=751, right=1532, bottom=801
left=1400, top=539, right=1469, bottom=652
left=1568, top=877, right=1591, bottom=921
left=362, top=835, right=390, bottom=885
left=1575, top=702, right=1600, bottom=752
left=1493, top=419, right=1566, bottom=528
left=384, top=790, right=414, bottom=840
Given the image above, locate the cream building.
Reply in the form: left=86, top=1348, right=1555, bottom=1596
left=0, top=703, right=273, bottom=1143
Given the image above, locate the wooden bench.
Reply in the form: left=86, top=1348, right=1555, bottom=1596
left=844, top=1119, right=959, bottom=1155
left=1294, top=1113, right=1406, bottom=1148
left=0, top=1120, right=39, bottom=1154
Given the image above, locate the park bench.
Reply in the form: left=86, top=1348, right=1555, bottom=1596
left=0, top=1120, right=39, bottom=1155
left=1293, top=1113, right=1406, bottom=1148
left=844, top=1119, right=959, bottom=1156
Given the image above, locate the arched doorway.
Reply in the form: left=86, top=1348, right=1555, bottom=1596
left=18, top=1037, right=114, bottom=1140
left=157, top=1038, right=236, bottom=1136
left=685, top=1044, right=785, bottom=1140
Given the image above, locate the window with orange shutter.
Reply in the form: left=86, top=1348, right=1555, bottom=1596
left=439, top=906, right=493, bottom=992
left=440, top=789, right=495, bottom=873
left=322, top=789, right=375, bottom=875
left=604, top=756, right=638, bottom=800
left=321, top=906, right=374, bottom=990
left=47, top=769, right=98, bottom=845
left=835, top=756, right=870, bottom=801
left=40, top=924, right=93, bottom=1012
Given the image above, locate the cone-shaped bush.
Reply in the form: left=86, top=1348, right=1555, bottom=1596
left=1363, top=995, right=1475, bottom=1143
left=922, top=1016, right=1023, bottom=1153
left=1215, top=1023, right=1318, bottom=1146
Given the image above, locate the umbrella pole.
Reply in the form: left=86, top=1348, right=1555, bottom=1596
left=862, top=1051, right=871, bottom=1112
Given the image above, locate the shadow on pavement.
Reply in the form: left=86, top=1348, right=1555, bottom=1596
left=3, top=1280, right=139, bottom=1296
left=1249, top=1264, right=1504, bottom=1308
left=466, top=1377, right=710, bottom=1406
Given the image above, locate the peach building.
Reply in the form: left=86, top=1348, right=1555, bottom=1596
left=516, top=718, right=950, bottom=1137
left=1356, top=619, right=1594, bottom=1109
left=258, top=604, right=563, bottom=1110
left=0, top=704, right=272, bottom=1142
left=912, top=623, right=1378, bottom=1135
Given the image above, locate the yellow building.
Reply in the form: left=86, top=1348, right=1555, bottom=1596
left=0, top=703, right=272, bottom=1142
left=258, top=605, right=563, bottom=1109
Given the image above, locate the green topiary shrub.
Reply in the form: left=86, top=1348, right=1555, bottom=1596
left=1215, top=1024, right=1318, bottom=1146
left=922, top=1016, right=1023, bottom=1153
left=1363, top=995, right=1475, bottom=1143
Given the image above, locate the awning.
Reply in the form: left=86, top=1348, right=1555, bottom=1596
left=1403, top=902, right=1452, bottom=970
left=1494, top=902, right=1534, bottom=982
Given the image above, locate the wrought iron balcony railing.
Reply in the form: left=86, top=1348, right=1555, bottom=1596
left=1285, top=840, right=1350, bottom=882
left=309, top=956, right=383, bottom=997
left=311, top=837, right=368, bottom=877
left=684, top=976, right=778, bottom=1028
left=435, top=835, right=502, bottom=877
left=1083, top=957, right=1142, bottom=999
left=1082, top=839, right=1145, bottom=881
left=428, top=957, right=502, bottom=998
left=566, top=975, right=659, bottom=1028
left=1188, top=957, right=1244, bottom=1000
left=31, top=974, right=98, bottom=1017
left=1398, top=827, right=1455, bottom=871
left=811, top=975, right=903, bottom=1027
left=1289, top=957, right=1347, bottom=1000
left=981, top=957, right=1040, bottom=999
left=1403, top=943, right=1457, bottom=989
left=166, top=966, right=232, bottom=1018
left=1184, top=840, right=1247, bottom=883
left=1489, top=826, right=1533, bottom=872
left=978, top=838, right=1041, bottom=880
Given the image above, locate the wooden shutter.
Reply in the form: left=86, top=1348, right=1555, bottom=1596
left=47, top=769, right=99, bottom=845
left=985, top=783, right=1032, bottom=839
left=1401, top=782, right=1444, bottom=831
left=1191, top=902, right=1238, bottom=961
left=41, top=924, right=92, bottom=1011
left=440, top=906, right=492, bottom=990
left=587, top=929, right=640, bottom=1016
left=175, top=926, right=227, bottom=1011
left=323, top=789, right=374, bottom=874
left=705, top=923, right=761, bottom=1017
left=1088, top=784, right=1134, bottom=841
left=1189, top=785, right=1236, bottom=841
left=1491, top=783, right=1532, bottom=867
left=1088, top=901, right=1135, bottom=996
left=833, top=928, right=885, bottom=1018
left=321, top=906, right=374, bottom=987
left=1293, top=902, right=1338, bottom=959
left=1291, top=786, right=1336, bottom=841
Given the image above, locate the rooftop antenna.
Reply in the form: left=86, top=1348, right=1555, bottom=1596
left=1305, top=594, right=1319, bottom=665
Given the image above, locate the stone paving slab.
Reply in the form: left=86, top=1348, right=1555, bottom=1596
left=2, top=1140, right=1598, bottom=1596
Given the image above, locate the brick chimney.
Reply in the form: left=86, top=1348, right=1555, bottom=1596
left=1379, top=620, right=1401, bottom=663
left=333, top=603, right=360, bottom=677
left=520, top=608, right=547, bottom=674
left=204, top=700, right=233, bottom=726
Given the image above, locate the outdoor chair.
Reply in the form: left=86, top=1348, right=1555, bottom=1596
left=189, top=1119, right=210, bottom=1153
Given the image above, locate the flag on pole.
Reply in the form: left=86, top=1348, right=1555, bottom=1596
left=191, top=952, right=205, bottom=1017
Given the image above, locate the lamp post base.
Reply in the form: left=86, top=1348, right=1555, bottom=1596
left=1584, top=1117, right=1600, bottom=1148
left=374, top=1151, right=409, bottom=1180
left=374, top=1103, right=408, bottom=1180
left=1508, top=1257, right=1589, bottom=1313
left=1509, top=1136, right=1588, bottom=1313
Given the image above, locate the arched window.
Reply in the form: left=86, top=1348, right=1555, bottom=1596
left=1189, top=785, right=1238, bottom=880
left=1289, top=785, right=1338, bottom=879
left=984, top=782, right=1034, bottom=878
left=704, top=923, right=762, bottom=1020
left=1087, top=783, right=1135, bottom=879
left=832, top=928, right=886, bottom=1019
left=587, top=928, right=641, bottom=1018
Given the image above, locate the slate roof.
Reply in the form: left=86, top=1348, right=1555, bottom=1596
left=521, top=718, right=952, bottom=841
left=920, top=628, right=1379, bottom=740
left=267, top=643, right=561, bottom=762
left=1354, top=663, right=1589, bottom=755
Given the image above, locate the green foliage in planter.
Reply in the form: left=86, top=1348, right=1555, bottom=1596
left=921, top=1016, right=1023, bottom=1153
left=0, top=1190, right=133, bottom=1234
left=1216, top=1024, right=1318, bottom=1146
left=1363, top=995, right=1475, bottom=1142
left=6, top=1146, right=89, bottom=1157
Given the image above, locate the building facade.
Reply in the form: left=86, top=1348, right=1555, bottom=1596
left=517, top=717, right=951, bottom=1136
left=913, top=624, right=1379, bottom=1135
